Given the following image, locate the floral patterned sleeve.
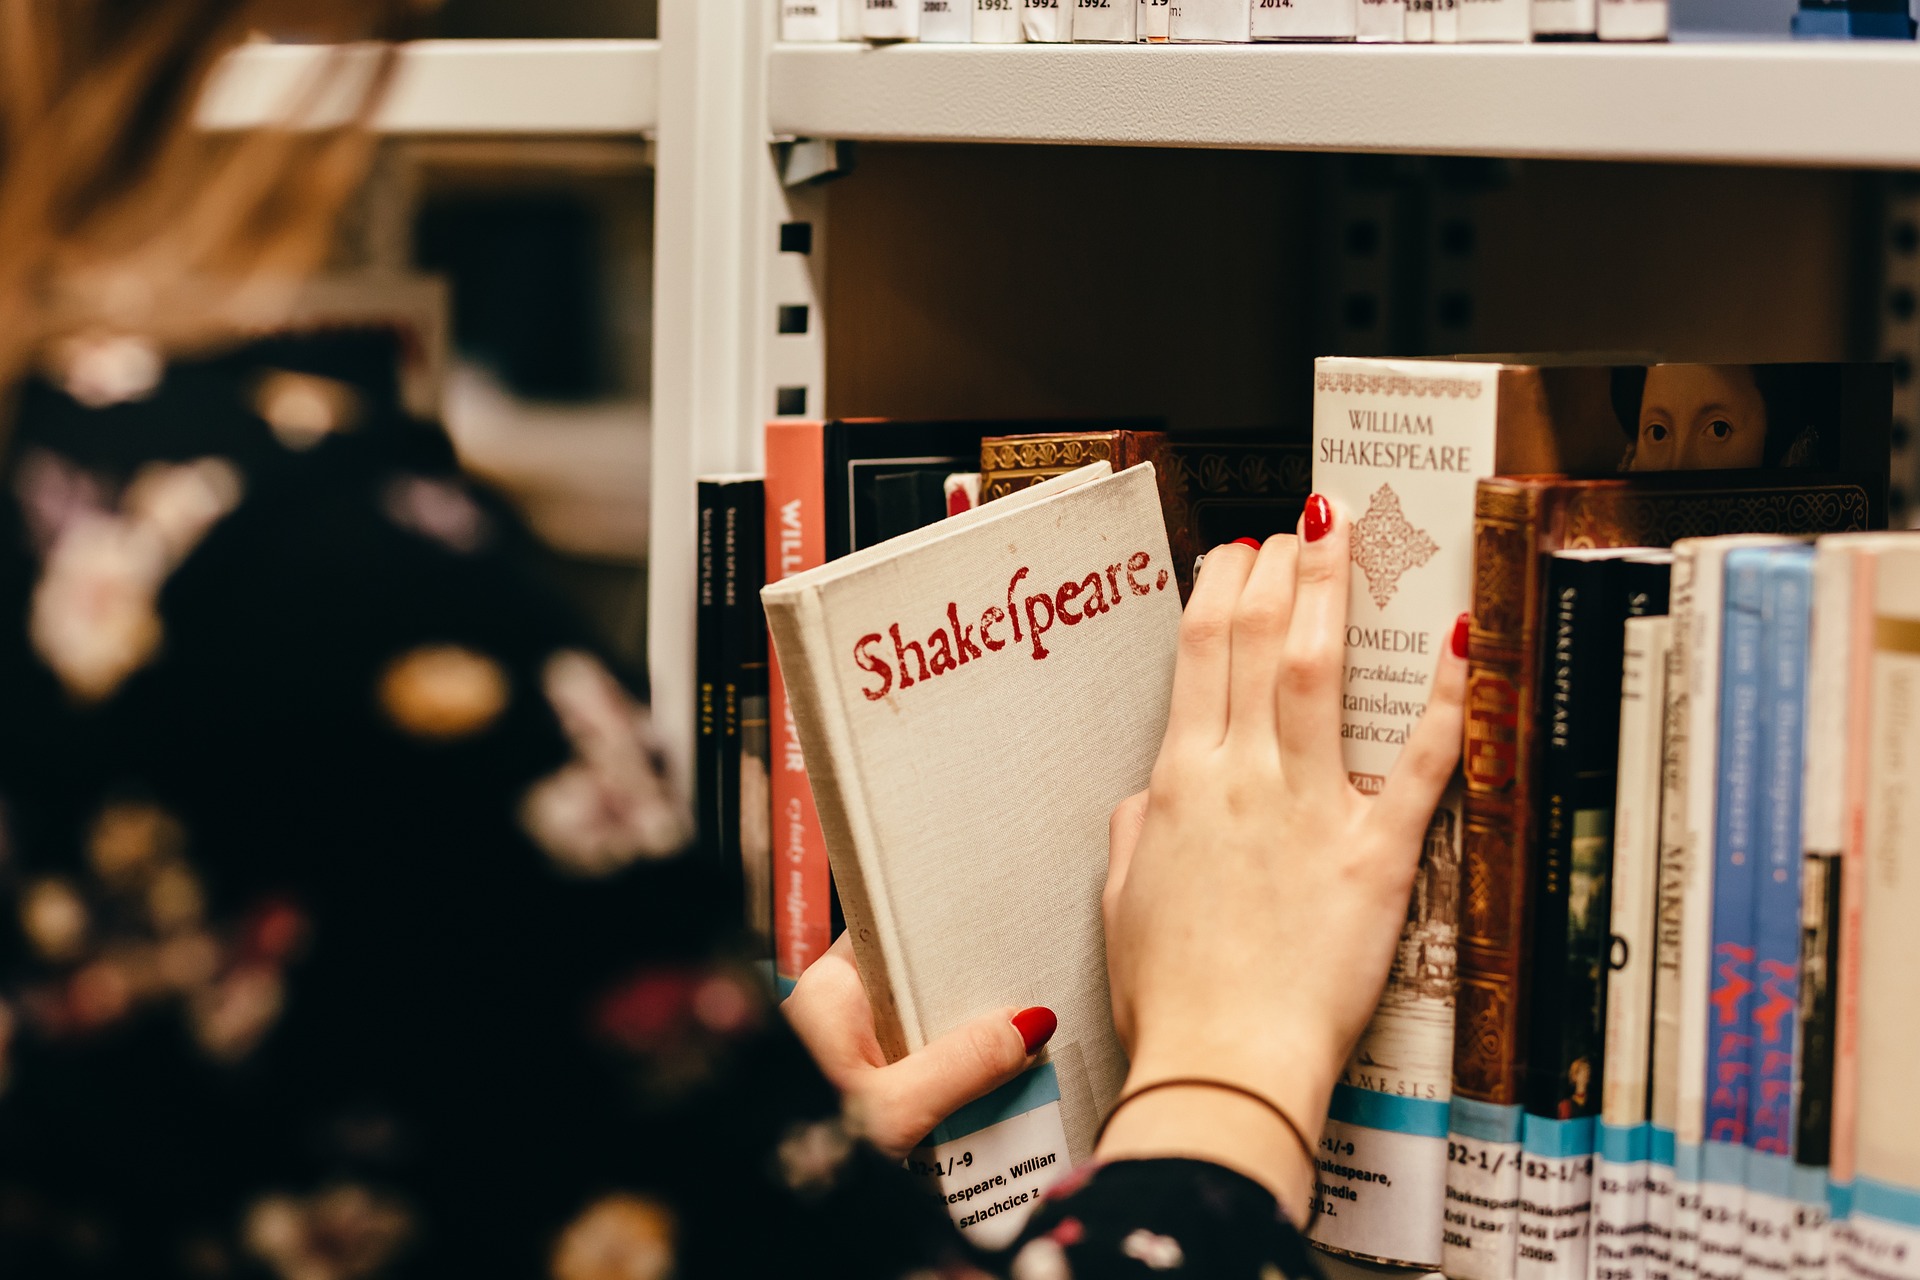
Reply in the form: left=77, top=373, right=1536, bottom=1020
left=0, top=337, right=1322, bottom=1280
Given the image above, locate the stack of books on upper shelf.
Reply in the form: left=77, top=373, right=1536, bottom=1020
left=782, top=0, right=1913, bottom=45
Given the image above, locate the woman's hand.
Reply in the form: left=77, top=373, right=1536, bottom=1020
left=784, top=931, right=1056, bottom=1160
left=1097, top=500, right=1467, bottom=1222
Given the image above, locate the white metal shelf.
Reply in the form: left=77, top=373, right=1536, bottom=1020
left=769, top=40, right=1920, bottom=169
left=201, top=39, right=658, bottom=135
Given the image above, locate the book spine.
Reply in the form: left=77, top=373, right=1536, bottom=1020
left=1022, top=0, right=1074, bottom=38
left=1795, top=544, right=1851, bottom=1178
left=1407, top=0, right=1436, bottom=35
left=697, top=482, right=724, bottom=868
left=975, top=0, right=1027, bottom=38
left=1594, top=614, right=1674, bottom=1280
left=1357, top=0, right=1410, bottom=41
left=720, top=492, right=747, bottom=901
left=1450, top=477, right=1555, bottom=1280
left=782, top=0, right=846, bottom=39
left=861, top=0, right=921, bottom=38
left=1435, top=0, right=1461, bottom=37
left=1831, top=546, right=1884, bottom=1242
left=1698, top=551, right=1765, bottom=1280
left=725, top=482, right=774, bottom=953
left=1458, top=0, right=1532, bottom=39
left=1073, top=0, right=1138, bottom=38
left=1674, top=542, right=1747, bottom=1280
left=1312, top=357, right=1503, bottom=1268
left=1521, top=556, right=1634, bottom=1280
left=920, top=0, right=975, bottom=38
left=766, top=424, right=834, bottom=996
left=1139, top=0, right=1172, bottom=36
left=1175, top=0, right=1255, bottom=39
left=1645, top=555, right=1693, bottom=1280
left=761, top=587, right=913, bottom=1057
left=1532, top=0, right=1595, bottom=36
left=1844, top=547, right=1920, bottom=1280
left=1252, top=0, right=1359, bottom=38
left=1595, top=0, right=1666, bottom=37
left=1742, top=550, right=1815, bottom=1280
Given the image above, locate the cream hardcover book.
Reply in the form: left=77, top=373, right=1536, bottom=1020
left=1844, top=543, right=1920, bottom=1280
left=762, top=462, right=1178, bottom=1246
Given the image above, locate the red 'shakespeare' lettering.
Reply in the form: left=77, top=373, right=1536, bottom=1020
left=853, top=552, right=1167, bottom=699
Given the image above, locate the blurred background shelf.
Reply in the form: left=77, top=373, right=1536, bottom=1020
left=769, top=41, right=1920, bottom=168
left=202, top=39, right=658, bottom=135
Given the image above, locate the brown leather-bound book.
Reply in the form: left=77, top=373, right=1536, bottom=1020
left=983, top=431, right=1311, bottom=595
left=1458, top=475, right=1875, bottom=1113
left=1161, top=438, right=1312, bottom=582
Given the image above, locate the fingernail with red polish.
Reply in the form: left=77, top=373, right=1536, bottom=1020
left=1452, top=612, right=1471, bottom=658
left=1303, top=493, right=1332, bottom=543
left=1233, top=537, right=1263, bottom=551
left=1013, top=1006, right=1058, bottom=1056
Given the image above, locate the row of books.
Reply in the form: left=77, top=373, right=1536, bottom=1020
left=1308, top=355, right=1917, bottom=1280
left=782, top=0, right=1914, bottom=47
left=697, top=354, right=1917, bottom=1266
left=693, top=422, right=1308, bottom=991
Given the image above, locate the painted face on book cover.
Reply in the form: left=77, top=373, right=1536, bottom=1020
left=1626, top=364, right=1770, bottom=472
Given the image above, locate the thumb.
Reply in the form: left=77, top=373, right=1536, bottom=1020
left=857, top=1006, right=1056, bottom=1159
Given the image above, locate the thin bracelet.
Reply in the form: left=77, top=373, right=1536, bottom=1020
left=1094, top=1077, right=1322, bottom=1232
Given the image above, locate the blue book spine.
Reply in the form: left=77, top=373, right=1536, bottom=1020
left=1706, top=550, right=1766, bottom=1148
left=1749, top=547, right=1815, bottom=1160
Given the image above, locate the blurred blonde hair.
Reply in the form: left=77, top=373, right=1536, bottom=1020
left=0, top=0, right=415, bottom=390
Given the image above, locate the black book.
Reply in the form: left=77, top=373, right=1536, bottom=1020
left=1525, top=549, right=1672, bottom=1121
left=719, top=479, right=773, bottom=952
left=694, top=481, right=723, bottom=868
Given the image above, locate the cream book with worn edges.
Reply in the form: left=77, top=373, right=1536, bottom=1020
left=762, top=461, right=1180, bottom=1245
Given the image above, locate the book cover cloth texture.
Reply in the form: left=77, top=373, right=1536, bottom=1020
left=762, top=462, right=1178, bottom=1170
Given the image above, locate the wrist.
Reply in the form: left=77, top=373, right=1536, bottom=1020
left=1122, top=1032, right=1338, bottom=1142
left=1095, top=1080, right=1320, bottom=1227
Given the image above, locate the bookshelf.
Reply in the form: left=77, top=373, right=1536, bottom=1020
left=199, top=38, right=660, bottom=135
left=769, top=40, right=1920, bottom=168
left=192, top=8, right=1920, bottom=781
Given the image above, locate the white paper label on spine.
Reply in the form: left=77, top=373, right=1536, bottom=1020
left=1356, top=0, right=1408, bottom=40
left=1644, top=1133, right=1676, bottom=1280
left=908, top=1064, right=1071, bottom=1249
left=1596, top=0, right=1666, bottom=38
left=861, top=0, right=920, bottom=38
left=1447, top=1105, right=1525, bottom=1280
left=1456, top=0, right=1530, bottom=38
left=1312, top=1111, right=1449, bottom=1266
left=1835, top=1193, right=1920, bottom=1280
left=1073, top=0, right=1136, bottom=38
left=919, top=0, right=974, bottom=39
left=1516, top=1117, right=1596, bottom=1280
left=974, top=0, right=1025, bottom=38
left=1407, top=0, right=1436, bottom=38
left=1138, top=0, right=1171, bottom=36
left=1021, top=0, right=1073, bottom=38
left=1170, top=0, right=1250, bottom=39
left=1591, top=1126, right=1651, bottom=1280
left=782, top=0, right=843, bottom=39
left=1532, top=0, right=1595, bottom=34
left=1252, top=0, right=1360, bottom=38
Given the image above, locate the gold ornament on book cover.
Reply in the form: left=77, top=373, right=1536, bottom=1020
left=1350, top=484, right=1439, bottom=609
